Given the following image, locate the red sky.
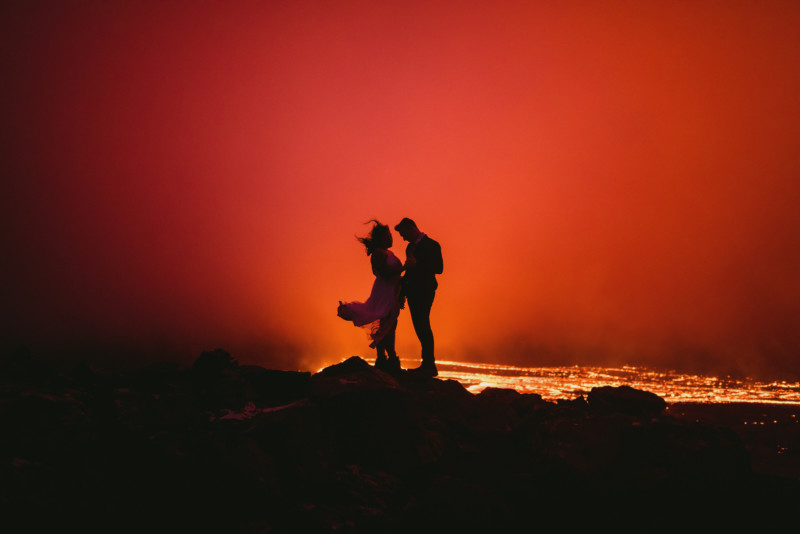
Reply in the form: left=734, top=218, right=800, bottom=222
left=3, top=1, right=800, bottom=377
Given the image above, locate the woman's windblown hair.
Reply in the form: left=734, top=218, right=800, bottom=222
left=357, top=219, right=391, bottom=255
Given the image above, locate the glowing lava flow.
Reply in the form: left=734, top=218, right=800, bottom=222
left=401, top=360, right=800, bottom=404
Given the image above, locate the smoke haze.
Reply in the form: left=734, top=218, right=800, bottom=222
left=3, top=2, right=800, bottom=378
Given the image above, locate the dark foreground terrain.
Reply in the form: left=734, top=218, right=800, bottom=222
left=2, top=349, right=798, bottom=531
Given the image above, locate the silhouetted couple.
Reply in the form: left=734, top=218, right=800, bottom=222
left=338, top=218, right=443, bottom=377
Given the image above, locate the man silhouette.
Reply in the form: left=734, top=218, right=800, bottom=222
left=395, top=218, right=443, bottom=377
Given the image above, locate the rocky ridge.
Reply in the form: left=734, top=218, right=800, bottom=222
left=1, top=349, right=796, bottom=531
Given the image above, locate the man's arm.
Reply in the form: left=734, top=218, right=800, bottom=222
left=430, top=241, right=443, bottom=274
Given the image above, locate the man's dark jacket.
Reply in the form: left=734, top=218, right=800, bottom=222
left=403, top=235, right=443, bottom=297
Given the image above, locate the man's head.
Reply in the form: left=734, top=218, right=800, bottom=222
left=395, top=218, right=422, bottom=242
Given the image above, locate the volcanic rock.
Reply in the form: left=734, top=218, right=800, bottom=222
left=588, top=384, right=668, bottom=417
left=1, top=352, right=795, bottom=531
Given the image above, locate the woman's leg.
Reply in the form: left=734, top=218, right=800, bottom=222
left=382, top=328, right=396, bottom=358
left=374, top=320, right=400, bottom=372
left=375, top=339, right=387, bottom=369
left=382, top=327, right=401, bottom=372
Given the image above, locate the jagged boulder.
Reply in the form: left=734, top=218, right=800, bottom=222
left=310, top=355, right=402, bottom=398
left=310, top=357, right=445, bottom=470
left=191, top=348, right=238, bottom=378
left=588, top=384, right=667, bottom=417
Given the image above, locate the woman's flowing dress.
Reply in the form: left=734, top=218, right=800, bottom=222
left=338, top=250, right=403, bottom=347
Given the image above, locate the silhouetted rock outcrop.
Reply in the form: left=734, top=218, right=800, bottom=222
left=588, top=384, right=668, bottom=417
left=0, top=353, right=796, bottom=531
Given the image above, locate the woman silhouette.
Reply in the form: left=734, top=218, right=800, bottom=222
left=338, top=220, right=404, bottom=373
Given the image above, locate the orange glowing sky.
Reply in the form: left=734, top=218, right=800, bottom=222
left=3, top=1, right=800, bottom=377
